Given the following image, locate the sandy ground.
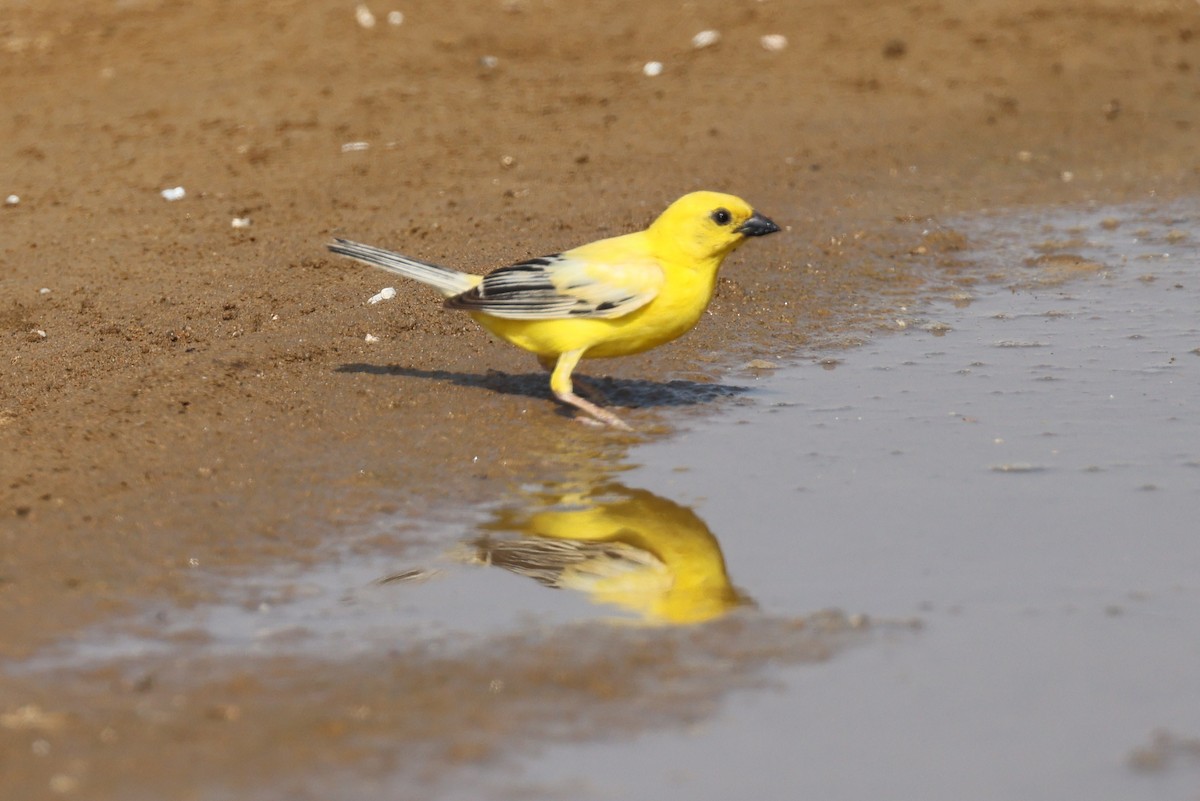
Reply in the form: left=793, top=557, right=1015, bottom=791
left=2, top=0, right=1199, bottom=797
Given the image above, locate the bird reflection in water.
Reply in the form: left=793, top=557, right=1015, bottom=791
left=465, top=483, right=752, bottom=625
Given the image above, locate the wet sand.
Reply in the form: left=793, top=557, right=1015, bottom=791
left=3, top=0, right=1200, bottom=798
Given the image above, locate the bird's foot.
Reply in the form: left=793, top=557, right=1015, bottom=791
left=555, top=390, right=633, bottom=431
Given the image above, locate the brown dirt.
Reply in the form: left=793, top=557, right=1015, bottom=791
left=2, top=0, right=1198, bottom=798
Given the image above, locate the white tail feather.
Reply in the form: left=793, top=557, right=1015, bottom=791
left=327, top=238, right=477, bottom=297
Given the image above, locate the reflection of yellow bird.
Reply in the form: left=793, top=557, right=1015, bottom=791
left=328, top=191, right=779, bottom=429
left=470, top=483, right=751, bottom=624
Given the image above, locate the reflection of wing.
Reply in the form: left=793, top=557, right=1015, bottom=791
left=444, top=254, right=662, bottom=320
left=472, top=537, right=669, bottom=591
left=473, top=483, right=751, bottom=624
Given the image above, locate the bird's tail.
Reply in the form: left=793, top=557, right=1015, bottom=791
left=327, top=238, right=478, bottom=297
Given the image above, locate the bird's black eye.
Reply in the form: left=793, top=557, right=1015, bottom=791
left=712, top=208, right=732, bottom=226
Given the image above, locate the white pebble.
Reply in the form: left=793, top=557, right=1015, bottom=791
left=39, top=287, right=51, bottom=294
left=231, top=217, right=251, bottom=229
left=1060, top=170, right=1074, bottom=183
left=760, top=34, right=788, bottom=52
left=32, top=329, right=47, bottom=339
left=643, top=61, right=663, bottom=77
left=160, top=186, right=186, bottom=201
left=341, top=141, right=370, bottom=153
left=692, top=30, right=720, bottom=49
left=355, top=4, right=376, bottom=28
left=367, top=287, right=396, bottom=304
left=479, top=55, right=499, bottom=69
left=4, top=194, right=18, bottom=206
left=364, top=333, right=380, bottom=343
left=387, top=10, right=404, bottom=25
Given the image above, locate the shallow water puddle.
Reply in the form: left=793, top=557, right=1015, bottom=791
left=463, top=199, right=1200, bottom=800
left=12, top=200, right=1200, bottom=799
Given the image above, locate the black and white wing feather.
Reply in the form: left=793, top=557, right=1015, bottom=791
left=445, top=254, right=663, bottom=320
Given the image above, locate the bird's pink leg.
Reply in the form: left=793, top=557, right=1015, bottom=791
left=548, top=350, right=632, bottom=431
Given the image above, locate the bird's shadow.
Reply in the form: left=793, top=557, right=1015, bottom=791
left=335, top=363, right=750, bottom=409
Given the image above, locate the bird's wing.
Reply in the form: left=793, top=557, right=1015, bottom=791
left=444, top=253, right=664, bottom=320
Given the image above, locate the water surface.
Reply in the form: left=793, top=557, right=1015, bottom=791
left=476, top=199, right=1200, bottom=800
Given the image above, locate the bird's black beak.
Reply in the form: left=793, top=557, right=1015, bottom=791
left=735, top=212, right=781, bottom=237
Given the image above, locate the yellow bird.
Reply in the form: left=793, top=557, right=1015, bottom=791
left=328, top=191, right=779, bottom=429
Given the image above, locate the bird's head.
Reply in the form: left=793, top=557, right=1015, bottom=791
left=648, top=191, right=780, bottom=265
